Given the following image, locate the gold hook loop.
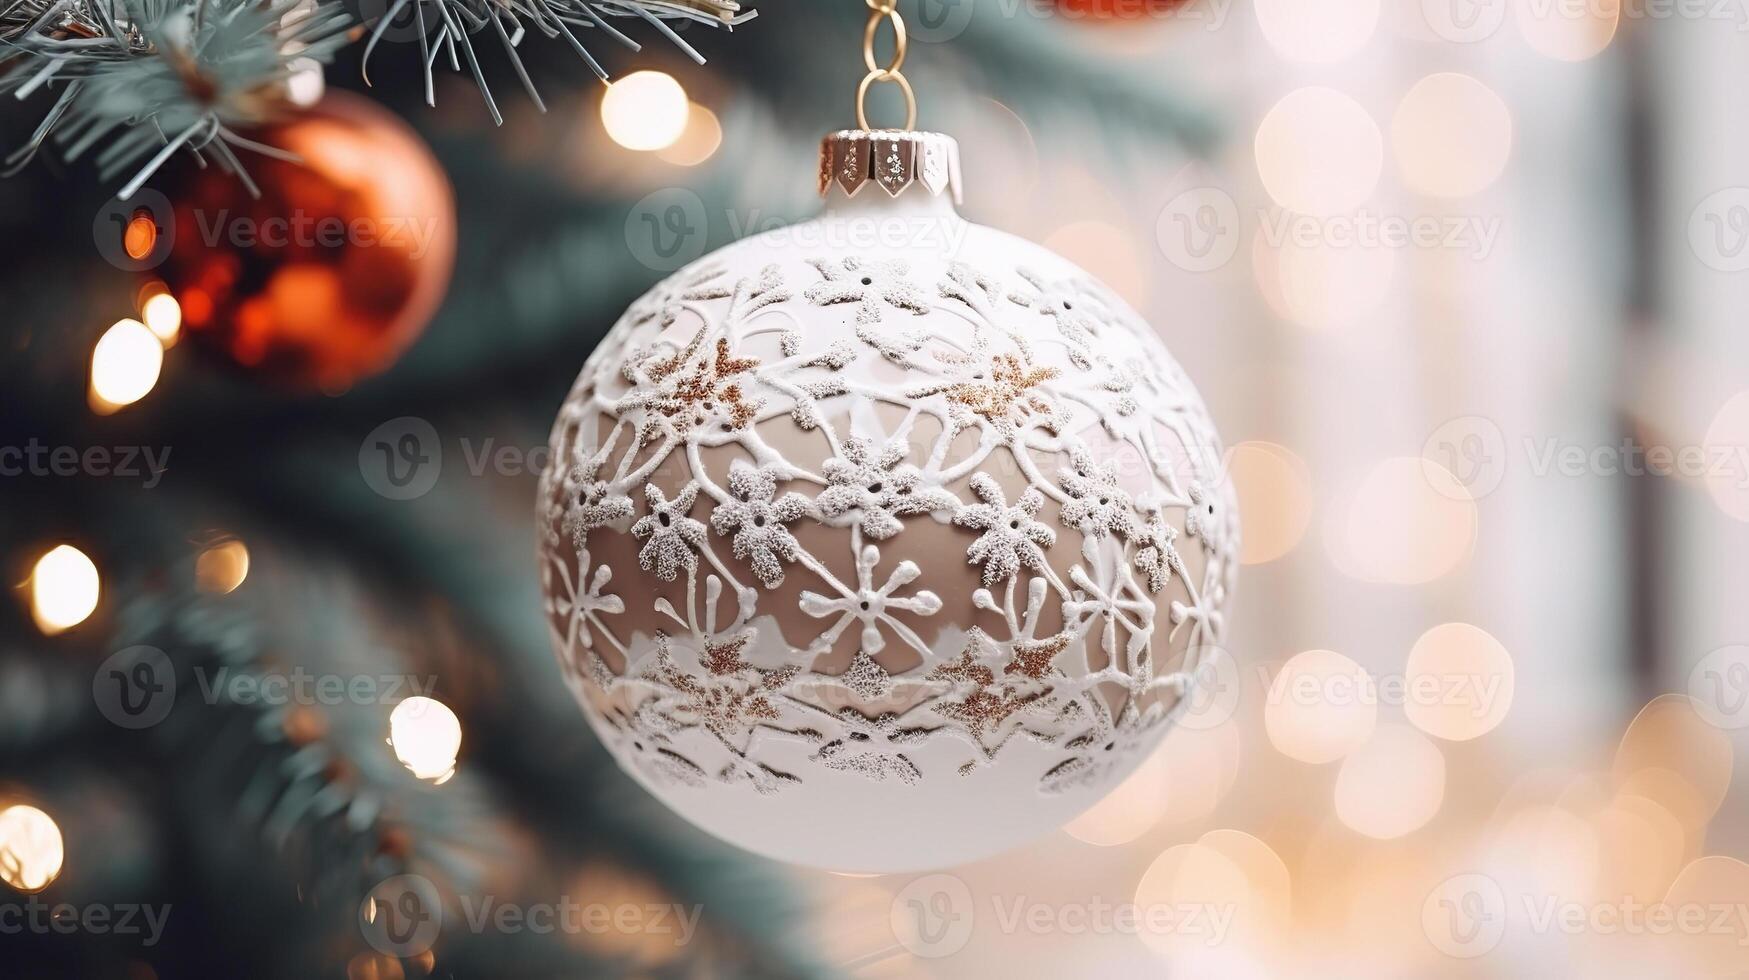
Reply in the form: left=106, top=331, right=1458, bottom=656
left=862, top=8, right=907, bottom=75
left=856, top=70, right=918, bottom=132
left=853, top=0, right=916, bottom=131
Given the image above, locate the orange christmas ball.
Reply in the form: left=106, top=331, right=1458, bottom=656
left=161, top=92, right=455, bottom=390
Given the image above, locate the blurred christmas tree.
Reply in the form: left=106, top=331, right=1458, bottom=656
left=0, top=2, right=1214, bottom=976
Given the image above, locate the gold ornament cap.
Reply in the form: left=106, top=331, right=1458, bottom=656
left=819, top=129, right=963, bottom=205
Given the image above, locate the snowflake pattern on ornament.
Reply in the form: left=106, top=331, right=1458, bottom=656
left=538, top=252, right=1236, bottom=798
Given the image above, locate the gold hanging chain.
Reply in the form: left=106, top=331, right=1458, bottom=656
left=857, top=0, right=917, bottom=131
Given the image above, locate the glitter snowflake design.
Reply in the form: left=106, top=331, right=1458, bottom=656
left=955, top=474, right=1057, bottom=586
left=630, top=482, right=708, bottom=582
left=562, top=443, right=635, bottom=552
left=816, top=437, right=959, bottom=539
left=710, top=462, right=811, bottom=589
left=1059, top=447, right=1137, bottom=540
left=539, top=251, right=1236, bottom=800
left=804, top=257, right=932, bottom=325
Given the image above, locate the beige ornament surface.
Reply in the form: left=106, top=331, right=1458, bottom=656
left=537, top=132, right=1238, bottom=872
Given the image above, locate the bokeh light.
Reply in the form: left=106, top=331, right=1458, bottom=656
left=0, top=804, right=65, bottom=893
left=1268, top=233, right=1397, bottom=329
left=196, top=539, right=251, bottom=594
left=1333, top=457, right=1477, bottom=585
left=1197, top=829, right=1292, bottom=940
left=1335, top=724, right=1446, bottom=839
left=1612, top=696, right=1733, bottom=828
left=90, top=318, right=164, bottom=412
left=1404, top=622, right=1516, bottom=741
left=1391, top=73, right=1513, bottom=197
left=389, top=697, right=462, bottom=783
left=1663, top=856, right=1749, bottom=973
left=1062, top=741, right=1172, bottom=846
left=1254, top=0, right=1378, bottom=64
left=141, top=292, right=183, bottom=346
left=601, top=71, right=690, bottom=152
left=1702, top=390, right=1749, bottom=521
left=658, top=104, right=724, bottom=167
left=1517, top=0, right=1619, bottom=61
left=1255, top=88, right=1382, bottom=217
left=1590, top=794, right=1686, bottom=903
left=1266, top=649, right=1377, bottom=764
left=1155, top=719, right=1245, bottom=827
left=1042, top=220, right=1149, bottom=311
left=123, top=210, right=157, bottom=261
left=1135, top=841, right=1253, bottom=960
left=1228, top=441, right=1314, bottom=564
left=29, top=544, right=100, bottom=635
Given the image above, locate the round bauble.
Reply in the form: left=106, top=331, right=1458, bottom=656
left=537, top=131, right=1237, bottom=872
left=157, top=91, right=455, bottom=391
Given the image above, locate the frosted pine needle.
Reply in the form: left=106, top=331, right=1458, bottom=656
left=2, top=0, right=355, bottom=199
left=359, top=0, right=756, bottom=126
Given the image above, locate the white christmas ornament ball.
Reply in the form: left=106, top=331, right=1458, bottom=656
left=537, top=131, right=1238, bottom=872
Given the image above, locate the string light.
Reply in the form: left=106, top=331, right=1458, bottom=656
left=389, top=697, right=462, bottom=783
left=1265, top=649, right=1376, bottom=764
left=602, top=71, right=691, bottom=152
left=1391, top=73, right=1512, bottom=198
left=1334, top=724, right=1446, bottom=839
left=658, top=104, right=724, bottom=167
left=29, top=544, right=100, bottom=635
left=1226, top=441, right=1313, bottom=564
left=0, top=804, right=65, bottom=893
left=90, top=318, right=164, bottom=413
left=1404, top=623, right=1515, bottom=741
left=195, top=539, right=251, bottom=594
left=1254, top=0, right=1378, bottom=65
left=141, top=292, right=183, bottom=347
left=1254, top=88, right=1382, bottom=217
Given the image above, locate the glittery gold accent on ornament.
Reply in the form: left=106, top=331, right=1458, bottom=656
left=1007, top=632, right=1074, bottom=680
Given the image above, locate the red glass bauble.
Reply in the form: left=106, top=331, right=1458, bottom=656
left=161, top=91, right=455, bottom=390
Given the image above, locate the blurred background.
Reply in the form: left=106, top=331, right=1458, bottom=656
left=4, top=0, right=1749, bottom=976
